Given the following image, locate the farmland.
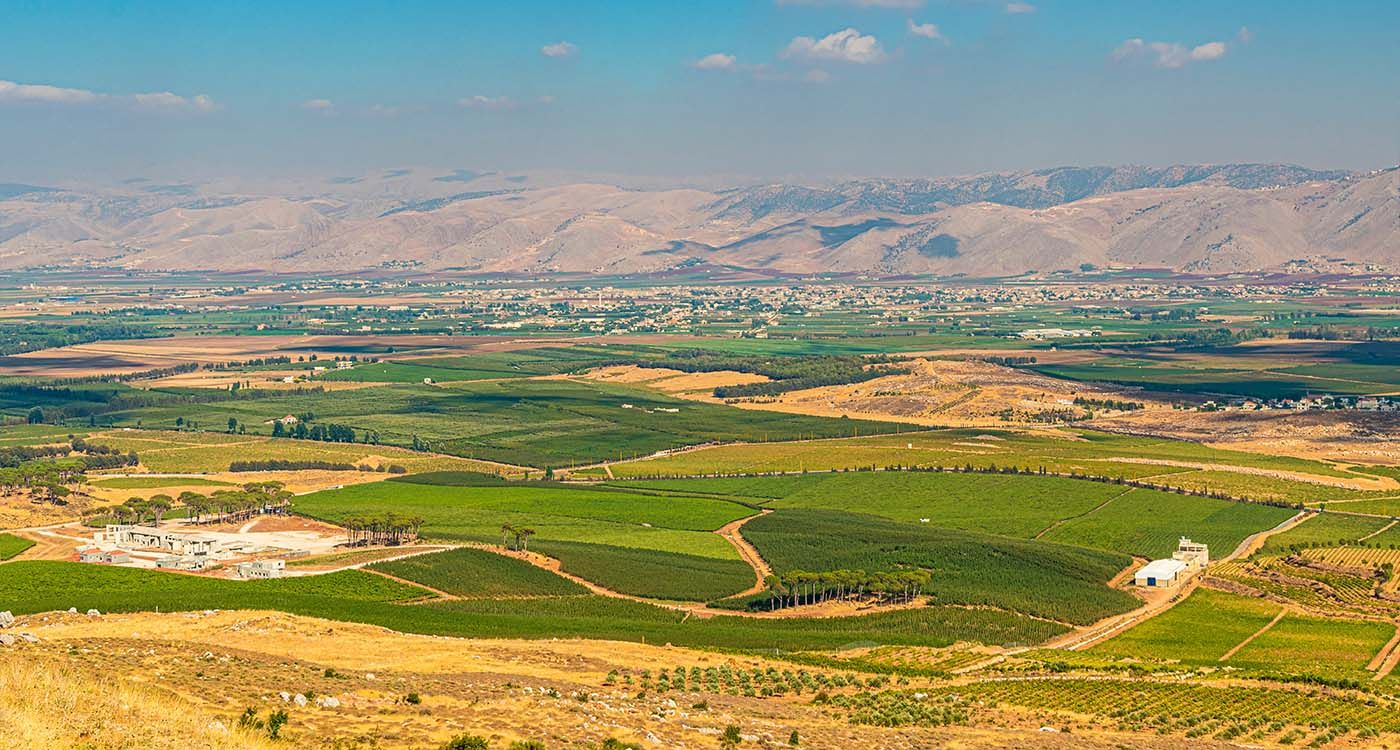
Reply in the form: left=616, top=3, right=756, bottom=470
left=368, top=547, right=587, bottom=598
left=0, top=532, right=34, bottom=560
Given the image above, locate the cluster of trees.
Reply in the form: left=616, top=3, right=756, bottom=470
left=342, top=512, right=425, bottom=546
left=759, top=568, right=932, bottom=610
left=1072, top=397, right=1144, bottom=412
left=981, top=355, right=1038, bottom=367
left=270, top=420, right=359, bottom=443
left=0, top=439, right=138, bottom=503
left=227, top=458, right=405, bottom=473
left=102, top=483, right=294, bottom=528
left=499, top=522, right=537, bottom=552
left=0, top=321, right=162, bottom=357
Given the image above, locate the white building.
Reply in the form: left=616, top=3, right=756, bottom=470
left=1134, top=558, right=1188, bottom=588
left=1135, top=537, right=1210, bottom=588
left=235, top=559, right=285, bottom=579
left=105, top=525, right=219, bottom=557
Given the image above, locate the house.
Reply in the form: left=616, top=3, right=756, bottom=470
left=154, top=555, right=214, bottom=571
left=1173, top=537, right=1209, bottom=569
left=278, top=414, right=299, bottom=425
left=336, top=361, right=354, bottom=369
left=235, top=559, right=285, bottom=579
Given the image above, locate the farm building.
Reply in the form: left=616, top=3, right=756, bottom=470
left=1135, top=537, right=1210, bottom=588
left=154, top=555, right=215, bottom=572
left=78, top=548, right=131, bottom=565
left=1135, top=558, right=1188, bottom=588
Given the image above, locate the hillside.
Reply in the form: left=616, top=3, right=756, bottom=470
left=0, top=164, right=1394, bottom=277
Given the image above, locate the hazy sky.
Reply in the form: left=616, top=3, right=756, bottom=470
left=2, top=0, right=1397, bottom=184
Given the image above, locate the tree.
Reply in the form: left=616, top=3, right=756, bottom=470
left=721, top=724, right=743, bottom=749
left=227, top=417, right=239, bottom=433
left=517, top=527, right=536, bottom=553
left=26, top=407, right=43, bottom=425
left=148, top=494, right=173, bottom=527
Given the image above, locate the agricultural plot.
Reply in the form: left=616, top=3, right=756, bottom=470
left=297, top=477, right=755, bottom=600
left=533, top=540, right=756, bottom=601
left=100, top=378, right=899, bottom=467
left=1228, top=614, right=1395, bottom=679
left=320, top=347, right=616, bottom=383
left=1092, top=588, right=1285, bottom=664
left=0, top=561, right=1065, bottom=650
left=0, top=532, right=34, bottom=560
left=1038, top=487, right=1293, bottom=559
left=619, top=472, right=1292, bottom=559
left=736, top=509, right=1136, bottom=625
left=959, top=677, right=1400, bottom=735
left=368, top=547, right=585, bottom=598
left=81, top=430, right=496, bottom=475
left=91, top=476, right=236, bottom=489
left=1257, top=512, right=1393, bottom=555
left=599, top=426, right=1369, bottom=506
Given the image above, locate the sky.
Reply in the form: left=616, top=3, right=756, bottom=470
left=1, top=0, right=1397, bottom=184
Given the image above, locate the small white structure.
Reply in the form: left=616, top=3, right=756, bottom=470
left=1135, top=558, right=1188, bottom=588
left=1174, top=537, right=1209, bottom=569
left=235, top=559, right=285, bottom=579
left=155, top=554, right=214, bottom=572
left=107, top=525, right=219, bottom=557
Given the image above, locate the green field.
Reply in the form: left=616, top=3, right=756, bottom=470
left=1257, top=512, right=1393, bottom=555
left=596, top=427, right=1366, bottom=506
left=0, top=532, right=34, bottom=561
left=99, top=378, right=901, bottom=467
left=297, top=475, right=756, bottom=600
left=1093, top=587, right=1394, bottom=680
left=737, top=509, right=1137, bottom=625
left=0, top=560, right=1065, bottom=650
left=615, top=472, right=1293, bottom=559
left=369, top=547, right=586, bottom=598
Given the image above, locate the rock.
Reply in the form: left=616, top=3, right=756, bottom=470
left=0, top=611, right=14, bottom=629
left=1039, top=726, right=1060, bottom=733
left=278, top=692, right=291, bottom=702
left=67, top=607, right=77, bottom=614
left=316, top=696, right=340, bottom=708
left=364, top=673, right=376, bottom=681
left=293, top=694, right=308, bottom=707
left=18, top=633, right=38, bottom=643
left=86, top=609, right=101, bottom=616
left=0, top=634, right=15, bottom=647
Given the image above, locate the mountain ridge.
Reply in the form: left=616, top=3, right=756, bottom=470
left=1, top=163, right=1393, bottom=277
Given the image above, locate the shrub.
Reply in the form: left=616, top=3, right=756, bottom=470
left=442, top=734, right=491, bottom=750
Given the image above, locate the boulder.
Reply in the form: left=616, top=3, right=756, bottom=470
left=86, top=609, right=101, bottom=616
left=0, top=611, right=14, bottom=629
left=0, top=634, right=15, bottom=647
left=18, top=633, right=37, bottom=643
left=293, top=694, right=308, bottom=707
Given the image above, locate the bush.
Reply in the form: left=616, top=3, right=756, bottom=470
left=442, top=735, right=491, bottom=750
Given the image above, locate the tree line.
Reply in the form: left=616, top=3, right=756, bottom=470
left=342, top=513, right=425, bottom=546
left=759, top=568, right=931, bottom=611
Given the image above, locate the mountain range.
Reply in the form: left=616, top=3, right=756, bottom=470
left=1, top=163, right=1395, bottom=277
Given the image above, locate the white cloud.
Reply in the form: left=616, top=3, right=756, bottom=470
left=1236, top=26, right=1254, bottom=44
left=1112, top=37, right=1228, bottom=69
left=1005, top=2, right=1035, bottom=14
left=777, top=0, right=924, bottom=7
left=540, top=41, right=578, bottom=58
left=783, top=28, right=886, bottom=64
left=301, top=98, right=334, bottom=113
left=0, top=79, right=101, bottom=105
left=0, top=79, right=216, bottom=112
left=907, top=19, right=944, bottom=41
left=692, top=53, right=739, bottom=71
left=461, top=95, right=518, bottom=111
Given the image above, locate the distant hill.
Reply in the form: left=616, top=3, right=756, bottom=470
left=0, top=163, right=1393, bottom=277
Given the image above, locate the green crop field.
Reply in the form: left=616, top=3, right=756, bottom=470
left=100, top=378, right=901, bottom=467
left=0, top=532, right=34, bottom=561
left=1227, top=614, right=1395, bottom=679
left=533, top=540, right=756, bottom=601
left=369, top=547, right=585, bottom=598
left=1257, top=512, right=1393, bottom=555
left=614, top=472, right=1292, bottom=559
left=1093, top=588, right=1285, bottom=664
left=0, top=560, right=1065, bottom=650
left=597, top=427, right=1368, bottom=506
left=737, top=509, right=1136, bottom=625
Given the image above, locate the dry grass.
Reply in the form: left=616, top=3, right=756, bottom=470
left=0, top=654, right=276, bottom=750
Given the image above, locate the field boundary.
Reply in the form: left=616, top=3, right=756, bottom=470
left=1219, top=607, right=1287, bottom=661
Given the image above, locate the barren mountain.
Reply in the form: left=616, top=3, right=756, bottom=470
left=0, top=164, right=1394, bottom=276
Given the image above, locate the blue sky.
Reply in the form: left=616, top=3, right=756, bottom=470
left=1, top=0, right=1397, bottom=183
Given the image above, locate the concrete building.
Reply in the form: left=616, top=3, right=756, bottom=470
left=1135, top=537, right=1210, bottom=588
left=106, top=525, right=219, bottom=556
left=1135, top=558, right=1188, bottom=588
left=235, top=559, right=285, bottom=579
left=154, top=555, right=215, bottom=572
left=80, top=548, right=131, bottom=564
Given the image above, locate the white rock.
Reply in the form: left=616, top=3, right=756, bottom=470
left=278, top=692, right=291, bottom=702
left=293, top=694, right=308, bottom=707
left=1039, top=726, right=1060, bottom=733
left=67, top=607, right=78, bottom=614
left=0, top=634, right=15, bottom=647
left=86, top=609, right=101, bottom=616
left=0, top=611, right=14, bottom=629
left=18, top=633, right=38, bottom=643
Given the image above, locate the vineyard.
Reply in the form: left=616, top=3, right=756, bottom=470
left=0, top=532, right=34, bottom=561
left=368, top=547, right=587, bottom=599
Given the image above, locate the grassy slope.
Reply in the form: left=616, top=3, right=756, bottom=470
left=369, top=547, right=586, bottom=598
left=0, top=533, right=35, bottom=561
